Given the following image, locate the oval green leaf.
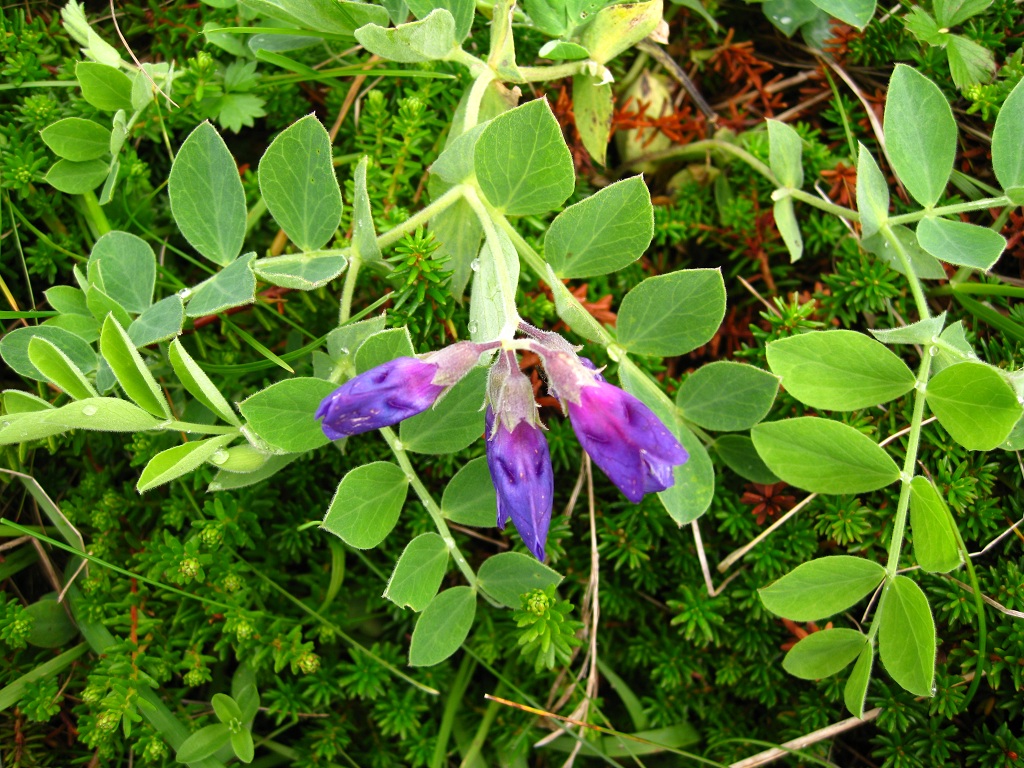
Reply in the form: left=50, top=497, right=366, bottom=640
left=322, top=461, right=409, bottom=549
left=916, top=217, right=1005, bottom=271
left=766, top=330, right=916, bottom=410
left=617, top=269, right=726, bottom=357
left=759, top=555, right=885, bottom=622
left=712, top=434, right=781, bottom=484
left=676, top=361, right=779, bottom=432
left=40, top=118, right=111, bottom=162
left=384, top=533, right=450, bottom=611
left=926, top=361, right=1023, bottom=450
left=27, top=337, right=97, bottom=400
left=477, top=552, right=563, bottom=609
left=441, top=456, right=498, bottom=527
left=239, top=377, right=338, bottom=452
left=137, top=434, right=237, bottom=493
left=409, top=586, right=477, bottom=666
left=909, top=476, right=961, bottom=574
left=100, top=315, right=171, bottom=418
left=751, top=417, right=900, bottom=494
left=992, top=77, right=1024, bottom=192
left=401, top=366, right=487, bottom=454
left=782, top=628, right=867, bottom=680
left=878, top=575, right=936, bottom=697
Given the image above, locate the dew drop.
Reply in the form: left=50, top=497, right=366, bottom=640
left=82, top=405, right=99, bottom=416
left=1, top=421, right=10, bottom=429
left=211, top=449, right=229, bottom=465
left=339, top=347, right=350, bottom=356
left=928, top=346, right=938, bottom=357
left=177, top=288, right=192, bottom=300
left=470, top=259, right=481, bottom=272
left=467, top=320, right=479, bottom=334
left=393, top=440, right=404, bottom=451
left=208, top=482, right=223, bottom=491
left=779, top=15, right=791, bottom=23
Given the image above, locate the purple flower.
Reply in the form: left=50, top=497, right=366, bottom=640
left=485, top=407, right=554, bottom=561
left=316, top=341, right=495, bottom=439
left=567, top=380, right=689, bottom=504
left=316, top=357, right=443, bottom=439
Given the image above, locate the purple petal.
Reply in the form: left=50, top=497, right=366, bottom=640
left=316, top=357, right=443, bottom=438
left=568, top=381, right=688, bottom=503
left=485, top=408, right=554, bottom=561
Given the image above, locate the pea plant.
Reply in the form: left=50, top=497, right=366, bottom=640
left=1, top=0, right=1022, bottom=755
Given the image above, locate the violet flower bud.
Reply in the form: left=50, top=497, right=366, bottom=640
left=485, top=351, right=554, bottom=561
left=485, top=407, right=554, bottom=561
left=316, top=341, right=494, bottom=439
left=567, top=380, right=689, bottom=503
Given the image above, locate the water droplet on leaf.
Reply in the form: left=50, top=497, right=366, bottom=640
left=82, top=405, right=99, bottom=416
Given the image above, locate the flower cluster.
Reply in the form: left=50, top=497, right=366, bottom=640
left=316, top=326, right=688, bottom=560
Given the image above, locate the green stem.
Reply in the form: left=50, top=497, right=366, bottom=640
left=933, top=282, right=1024, bottom=298
left=493, top=215, right=548, bottom=278
left=787, top=188, right=860, bottom=221
left=78, top=190, right=112, bottom=238
left=431, top=653, right=476, bottom=768
left=883, top=356, right=931, bottom=579
left=376, top=183, right=466, bottom=251
left=517, top=60, right=592, bottom=82
left=881, top=223, right=931, bottom=320
left=946, top=513, right=987, bottom=706
left=378, top=427, right=480, bottom=590
left=888, top=196, right=1011, bottom=226
left=339, top=255, right=362, bottom=325
left=457, top=687, right=503, bottom=768
left=462, top=71, right=496, bottom=131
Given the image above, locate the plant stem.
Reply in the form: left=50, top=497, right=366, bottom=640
left=376, top=183, right=466, bottom=251
left=881, top=223, right=931, bottom=320
left=888, top=196, right=1011, bottom=226
left=517, top=60, right=591, bottom=82
left=463, top=70, right=496, bottom=131
left=883, top=355, right=931, bottom=579
left=378, top=427, right=480, bottom=591
left=339, top=255, right=362, bottom=325
left=431, top=653, right=476, bottom=768
left=787, top=188, right=860, bottom=221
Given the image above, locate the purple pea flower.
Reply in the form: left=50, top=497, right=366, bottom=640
left=535, top=346, right=688, bottom=503
left=316, top=341, right=494, bottom=439
left=485, top=351, right=554, bottom=561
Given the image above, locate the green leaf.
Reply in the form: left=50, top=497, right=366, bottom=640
left=946, top=35, right=995, bottom=90
left=759, top=555, right=886, bottom=621
left=430, top=196, right=482, bottom=298
left=351, top=156, right=383, bottom=263
left=856, top=143, right=888, bottom=240
left=230, top=729, right=255, bottom=763
left=477, top=552, right=563, bottom=609
left=783, top=628, right=868, bottom=679
left=258, top=114, right=342, bottom=251
left=169, top=339, right=242, bottom=426
left=469, top=227, right=519, bottom=343
left=571, top=73, right=613, bottom=166
left=238, top=0, right=388, bottom=33
left=209, top=454, right=298, bottom=491
left=322, top=461, right=409, bottom=548
left=916, top=217, right=1005, bottom=271
left=175, top=723, right=232, bottom=763
left=239, top=377, right=338, bottom=452
left=86, top=232, right=157, bottom=315
left=926, top=361, right=1022, bottom=450
left=185, top=253, right=258, bottom=317
left=0, top=326, right=97, bottom=381
left=545, top=176, right=654, bottom=278
left=431, top=125, right=485, bottom=185
left=676, top=361, right=779, bottom=432
left=617, top=269, right=726, bottom=356
left=862, top=224, right=947, bottom=280
left=619, top=363, right=714, bottom=524
left=100, top=316, right=171, bottom=418
left=75, top=62, right=134, bottom=111
left=878, top=575, right=936, bottom=697
left=441, top=456, right=498, bottom=526
left=1001, top=416, right=1024, bottom=451
left=843, top=642, right=874, bottom=718
left=384, top=533, right=450, bottom=611
left=355, top=9, right=458, bottom=62
left=138, top=434, right=236, bottom=492
left=128, top=295, right=185, bottom=346
left=401, top=367, right=487, bottom=454
left=25, top=595, right=79, bottom=648
left=992, top=78, right=1024, bottom=193
left=86, top=284, right=132, bottom=329
left=44, top=159, right=108, bottom=194
left=934, top=0, right=992, bottom=25
left=354, top=327, right=416, bottom=373
left=766, top=330, right=916, bottom=410
left=767, top=119, right=803, bottom=188
left=578, top=0, right=663, bottom=65
left=909, top=476, right=961, bottom=573
left=475, top=98, right=575, bottom=215
left=207, top=442, right=270, bottom=473
left=884, top=65, right=956, bottom=207
left=751, top=417, right=900, bottom=494
left=212, top=693, right=244, bottom=723
left=409, top=586, right=476, bottom=666
left=539, top=40, right=591, bottom=60
left=42, top=313, right=100, bottom=344
left=870, top=314, right=946, bottom=346
left=27, top=337, right=97, bottom=400
left=774, top=197, right=803, bottom=262
left=406, top=0, right=474, bottom=40
left=0, top=398, right=162, bottom=445
left=712, top=435, right=780, bottom=484
left=44, top=286, right=90, bottom=316
left=903, top=6, right=946, bottom=44
left=2, top=390, right=55, bottom=414
left=254, top=251, right=348, bottom=290
left=807, top=0, right=875, bottom=26
left=40, top=118, right=111, bottom=161
left=169, top=121, right=247, bottom=266
left=763, top=0, right=824, bottom=35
